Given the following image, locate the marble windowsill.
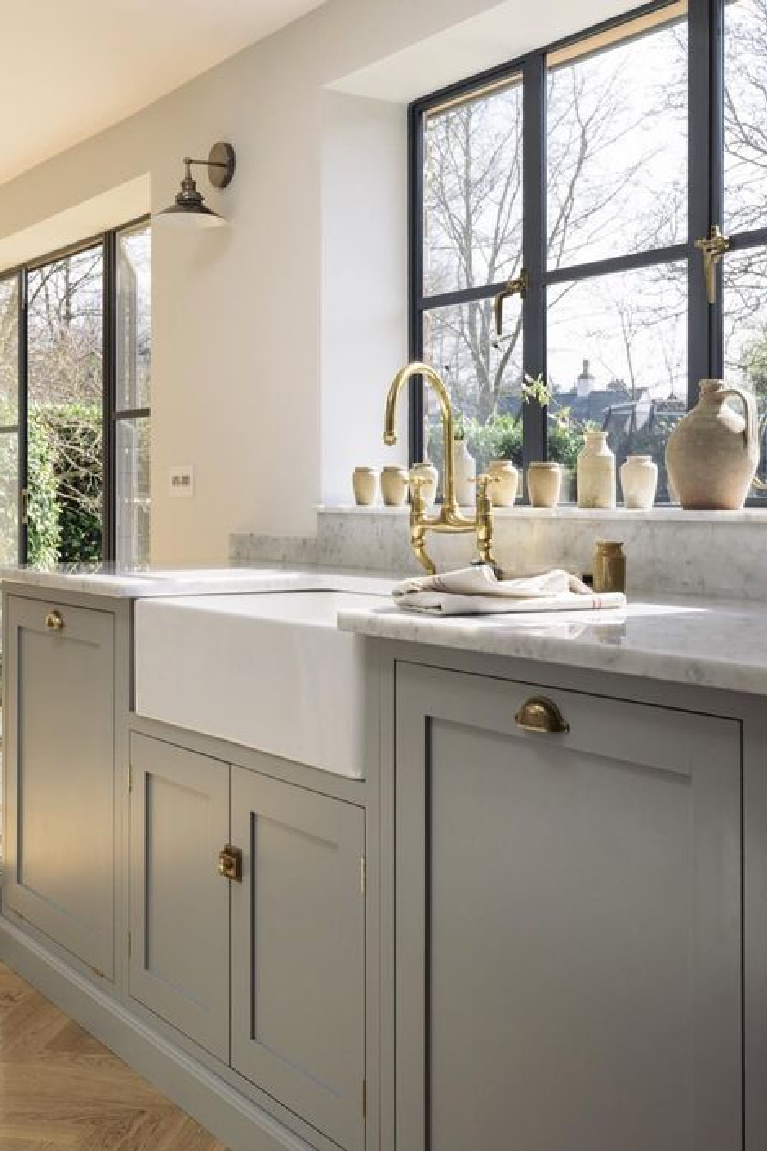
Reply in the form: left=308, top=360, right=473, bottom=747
left=317, top=504, right=767, bottom=522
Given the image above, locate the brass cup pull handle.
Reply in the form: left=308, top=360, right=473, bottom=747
left=515, top=696, right=570, bottom=735
left=218, top=845, right=243, bottom=882
left=45, top=610, right=65, bottom=632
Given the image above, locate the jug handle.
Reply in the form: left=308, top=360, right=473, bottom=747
left=754, top=408, right=767, bottom=492
left=719, top=386, right=756, bottom=452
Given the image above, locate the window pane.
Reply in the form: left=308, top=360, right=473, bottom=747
left=0, top=432, right=18, bottom=564
left=27, top=246, right=104, bottom=566
left=422, top=297, right=523, bottom=477
left=724, top=0, right=767, bottom=233
left=0, top=276, right=18, bottom=425
left=117, top=223, right=151, bottom=410
left=423, top=78, right=523, bottom=297
left=723, top=245, right=767, bottom=487
left=116, top=417, right=150, bottom=567
left=547, top=262, right=687, bottom=502
left=547, top=7, right=688, bottom=269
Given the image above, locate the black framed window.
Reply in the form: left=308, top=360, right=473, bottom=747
left=0, top=215, right=151, bottom=568
left=410, top=0, right=767, bottom=502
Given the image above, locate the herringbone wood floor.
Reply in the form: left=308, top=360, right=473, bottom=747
left=0, top=963, right=228, bottom=1150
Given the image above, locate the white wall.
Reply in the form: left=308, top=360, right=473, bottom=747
left=0, top=0, right=638, bottom=565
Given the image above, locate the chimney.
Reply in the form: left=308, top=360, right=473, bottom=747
left=577, top=358, right=595, bottom=397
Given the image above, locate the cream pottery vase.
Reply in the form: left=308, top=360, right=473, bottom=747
left=620, top=455, right=658, bottom=510
left=577, top=431, right=616, bottom=509
left=665, top=379, right=758, bottom=510
left=352, top=467, right=379, bottom=506
left=453, top=438, right=476, bottom=506
left=380, top=465, right=409, bottom=506
left=488, top=460, right=519, bottom=507
left=527, top=461, right=563, bottom=508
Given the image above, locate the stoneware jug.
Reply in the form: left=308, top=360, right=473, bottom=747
left=665, top=379, right=758, bottom=510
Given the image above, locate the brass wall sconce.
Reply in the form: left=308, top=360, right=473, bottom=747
left=158, top=141, right=236, bottom=228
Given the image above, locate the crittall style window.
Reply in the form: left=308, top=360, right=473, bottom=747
left=410, top=0, right=767, bottom=502
left=0, top=217, right=151, bottom=567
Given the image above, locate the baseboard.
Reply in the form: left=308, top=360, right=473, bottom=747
left=0, top=917, right=315, bottom=1151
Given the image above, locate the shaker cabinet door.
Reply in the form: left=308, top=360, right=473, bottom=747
left=128, top=734, right=230, bottom=1061
left=230, top=766, right=366, bottom=1151
left=4, top=596, right=115, bottom=978
left=395, top=662, right=743, bottom=1151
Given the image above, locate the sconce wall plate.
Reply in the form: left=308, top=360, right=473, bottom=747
left=158, top=141, right=236, bottom=227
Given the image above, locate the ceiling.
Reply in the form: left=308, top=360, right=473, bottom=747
left=0, top=0, right=327, bottom=186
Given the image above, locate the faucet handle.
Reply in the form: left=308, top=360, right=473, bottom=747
left=408, top=473, right=430, bottom=517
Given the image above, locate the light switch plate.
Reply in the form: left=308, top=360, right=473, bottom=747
left=169, top=465, right=195, bottom=498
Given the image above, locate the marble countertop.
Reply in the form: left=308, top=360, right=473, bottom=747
left=0, top=565, right=395, bottom=599
left=337, top=595, right=767, bottom=696
left=7, top=561, right=767, bottom=697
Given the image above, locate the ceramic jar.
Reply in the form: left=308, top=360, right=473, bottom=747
left=665, top=378, right=758, bottom=510
left=453, top=436, right=476, bottom=506
left=409, top=462, right=438, bottom=507
left=527, top=461, right=563, bottom=508
left=488, top=460, right=519, bottom=507
left=620, top=455, right=658, bottom=510
left=577, top=430, right=616, bottom=509
left=380, top=465, right=409, bottom=507
left=593, top=540, right=626, bottom=593
left=352, top=467, right=379, bottom=506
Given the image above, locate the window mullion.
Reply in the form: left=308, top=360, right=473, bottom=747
left=689, top=0, right=723, bottom=397
left=18, top=267, right=28, bottom=565
left=522, top=52, right=547, bottom=467
left=103, top=230, right=117, bottom=563
left=408, top=103, right=425, bottom=467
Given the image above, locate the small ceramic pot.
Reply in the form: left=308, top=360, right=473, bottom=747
left=352, top=467, right=379, bottom=506
left=453, top=437, right=476, bottom=506
left=488, top=460, right=519, bottom=507
left=409, top=462, right=438, bottom=507
left=620, top=455, right=658, bottom=510
left=527, top=461, right=563, bottom=508
left=380, top=465, right=409, bottom=507
left=577, top=430, right=616, bottom=509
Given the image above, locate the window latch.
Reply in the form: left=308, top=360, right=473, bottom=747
left=493, top=269, right=528, bottom=344
left=695, top=225, right=730, bottom=305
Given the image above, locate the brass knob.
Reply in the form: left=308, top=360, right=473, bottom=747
left=45, top=610, right=64, bottom=632
left=218, top=845, right=243, bottom=882
left=514, top=696, right=570, bottom=735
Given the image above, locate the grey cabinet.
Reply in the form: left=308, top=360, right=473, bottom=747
left=3, top=596, right=116, bottom=979
left=231, top=766, right=366, bottom=1151
left=128, top=733, right=230, bottom=1061
left=127, top=737, right=367, bottom=1151
left=395, top=662, right=743, bottom=1151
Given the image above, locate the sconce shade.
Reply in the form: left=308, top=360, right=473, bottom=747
left=157, top=142, right=235, bottom=228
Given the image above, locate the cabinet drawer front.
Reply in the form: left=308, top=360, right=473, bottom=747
left=129, top=734, right=230, bottom=1062
left=4, top=596, right=115, bottom=979
left=396, top=663, right=742, bottom=1151
left=231, top=769, right=366, bottom=1151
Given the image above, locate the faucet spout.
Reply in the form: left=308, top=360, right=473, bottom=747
left=384, top=361, right=458, bottom=513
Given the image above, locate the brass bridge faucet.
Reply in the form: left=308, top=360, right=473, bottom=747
left=384, top=362, right=501, bottom=576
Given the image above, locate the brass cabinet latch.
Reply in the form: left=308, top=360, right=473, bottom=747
left=45, top=610, right=65, bottom=632
left=218, top=845, right=243, bottom=882
left=515, top=696, right=570, bottom=735
left=695, top=225, right=730, bottom=304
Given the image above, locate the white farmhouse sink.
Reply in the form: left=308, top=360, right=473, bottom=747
left=134, top=590, right=387, bottom=778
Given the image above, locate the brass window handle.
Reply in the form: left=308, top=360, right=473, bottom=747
left=218, top=845, right=243, bottom=882
left=45, top=610, right=64, bottom=632
left=695, top=225, right=730, bottom=305
left=515, top=696, right=570, bottom=735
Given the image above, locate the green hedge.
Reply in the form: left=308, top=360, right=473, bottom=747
left=27, top=402, right=102, bottom=567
